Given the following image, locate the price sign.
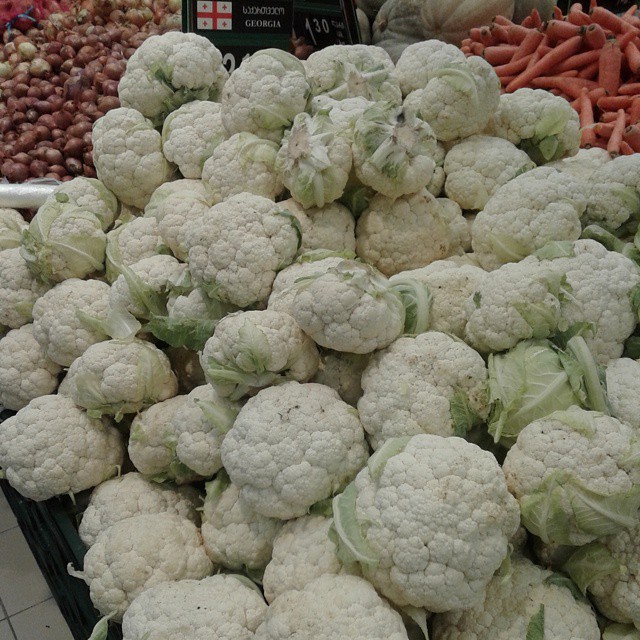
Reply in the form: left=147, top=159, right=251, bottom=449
left=293, top=0, right=361, bottom=48
left=182, top=0, right=294, bottom=70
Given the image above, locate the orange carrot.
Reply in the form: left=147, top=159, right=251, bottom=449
left=493, top=15, right=515, bottom=27
left=558, top=70, right=581, bottom=77
left=589, top=0, right=597, bottom=10
left=631, top=98, right=640, bottom=123
left=499, top=75, right=517, bottom=86
left=619, top=140, right=635, bottom=155
left=578, top=60, right=600, bottom=78
left=493, top=53, right=535, bottom=77
left=471, top=42, right=485, bottom=56
left=591, top=6, right=640, bottom=35
left=625, top=125, right=640, bottom=151
left=529, top=9, right=542, bottom=29
left=483, top=45, right=517, bottom=65
left=615, top=30, right=639, bottom=49
left=545, top=19, right=584, bottom=42
left=607, top=109, right=627, bottom=156
left=521, top=15, right=535, bottom=29
left=601, top=111, right=632, bottom=124
left=531, top=76, right=598, bottom=99
left=579, top=89, right=597, bottom=147
left=597, top=95, right=635, bottom=110
left=593, top=122, right=614, bottom=137
left=619, top=82, right=640, bottom=94
left=479, top=27, right=494, bottom=45
left=553, top=5, right=563, bottom=20
left=599, top=40, right=623, bottom=96
left=506, top=35, right=584, bottom=92
left=507, top=24, right=531, bottom=45
left=512, top=29, right=545, bottom=61
left=625, top=41, right=640, bottom=74
left=491, top=23, right=510, bottom=44
left=623, top=5, right=639, bottom=19
left=469, top=28, right=482, bottom=42
left=568, top=7, right=592, bottom=26
left=553, top=49, right=601, bottom=72
left=583, top=23, right=607, bottom=49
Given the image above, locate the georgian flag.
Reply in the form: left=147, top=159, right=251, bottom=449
left=196, top=1, right=233, bottom=30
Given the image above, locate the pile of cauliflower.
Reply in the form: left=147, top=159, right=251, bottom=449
left=2, top=31, right=640, bottom=640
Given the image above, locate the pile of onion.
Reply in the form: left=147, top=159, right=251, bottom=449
left=0, top=0, right=181, bottom=182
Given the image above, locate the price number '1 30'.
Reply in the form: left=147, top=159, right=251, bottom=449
left=305, top=16, right=330, bottom=42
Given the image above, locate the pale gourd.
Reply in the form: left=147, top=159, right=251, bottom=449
left=513, top=0, right=557, bottom=23
left=372, top=0, right=515, bottom=62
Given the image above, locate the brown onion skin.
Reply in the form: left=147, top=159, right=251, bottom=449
left=30, top=160, right=49, bottom=177
left=2, top=162, right=30, bottom=182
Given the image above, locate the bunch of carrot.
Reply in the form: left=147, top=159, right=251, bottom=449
left=460, top=1, right=640, bottom=156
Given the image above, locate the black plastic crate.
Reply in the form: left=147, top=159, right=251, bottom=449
left=0, top=410, right=122, bottom=640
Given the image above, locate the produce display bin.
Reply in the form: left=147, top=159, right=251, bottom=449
left=0, top=413, right=122, bottom=640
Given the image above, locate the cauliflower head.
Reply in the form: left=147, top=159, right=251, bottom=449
left=221, top=48, right=309, bottom=142
left=200, top=309, right=320, bottom=400
left=0, top=394, right=124, bottom=501
left=262, top=514, right=361, bottom=603
left=78, top=472, right=201, bottom=548
left=118, top=32, right=228, bottom=125
left=606, top=358, right=640, bottom=430
left=58, top=338, right=178, bottom=421
left=0, top=208, right=27, bottom=251
left=221, top=381, right=369, bottom=520
left=92, top=107, right=175, bottom=210
left=0, top=324, right=60, bottom=411
left=201, top=471, right=284, bottom=572
left=32, top=278, right=110, bottom=367
left=332, top=434, right=520, bottom=611
left=161, top=100, right=227, bottom=179
left=502, top=407, right=640, bottom=546
left=471, top=167, right=585, bottom=271
left=51, top=177, right=120, bottom=230
left=358, top=332, right=489, bottom=449
left=444, top=135, right=536, bottom=211
left=121, top=574, right=267, bottom=640
left=76, top=512, right=213, bottom=621
left=184, top=193, right=300, bottom=308
left=290, top=259, right=405, bottom=354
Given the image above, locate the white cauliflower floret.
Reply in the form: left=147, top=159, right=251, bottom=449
left=606, top=358, right=640, bottom=430
left=0, top=247, right=50, bottom=331
left=267, top=253, right=348, bottom=315
left=202, top=132, right=283, bottom=201
left=403, top=56, right=500, bottom=142
left=0, top=394, right=124, bottom=501
left=583, top=154, right=640, bottom=233
left=395, top=40, right=467, bottom=96
left=221, top=382, right=369, bottom=520
left=463, top=258, right=565, bottom=353
left=564, top=521, right=640, bottom=627
left=391, top=261, right=487, bottom=338
left=118, top=32, right=228, bottom=125
left=444, top=135, right=536, bottom=211
left=143, top=179, right=213, bottom=220
left=201, top=472, right=283, bottom=572
left=358, top=332, right=489, bottom=449
left=312, top=350, right=370, bottom=407
left=0, top=208, right=27, bottom=250
left=256, top=575, right=408, bottom=640
left=262, top=514, right=360, bottom=603
left=471, top=167, right=585, bottom=271
left=184, top=193, right=300, bottom=308
left=221, top=48, right=309, bottom=142
left=161, top=100, right=227, bottom=179
left=109, top=254, right=187, bottom=320
left=310, top=95, right=373, bottom=132
left=432, top=555, right=600, bottom=640
left=546, top=147, right=610, bottom=182
left=58, top=338, right=178, bottom=421
left=32, top=278, right=110, bottom=367
left=276, top=111, right=353, bottom=209
left=0, top=324, right=60, bottom=410
left=281, top=199, right=356, bottom=256
left=78, top=472, right=201, bottom=547
left=200, top=309, right=319, bottom=400
left=290, top=259, right=405, bottom=354
left=502, top=408, right=640, bottom=546
left=121, top=574, right=267, bottom=640
left=426, top=142, right=447, bottom=196
left=128, top=396, right=202, bottom=484
left=332, top=434, right=520, bottom=611
left=171, top=384, right=240, bottom=478
left=356, top=190, right=464, bottom=276
left=92, top=107, right=175, bottom=210
left=534, top=239, right=640, bottom=364
left=74, top=513, right=213, bottom=621
left=304, top=44, right=401, bottom=105
left=105, top=216, right=166, bottom=283
left=51, top=177, right=120, bottom=230
left=488, top=88, right=580, bottom=165
left=352, top=103, right=437, bottom=198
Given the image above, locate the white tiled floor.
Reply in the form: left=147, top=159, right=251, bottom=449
left=0, top=491, right=74, bottom=640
